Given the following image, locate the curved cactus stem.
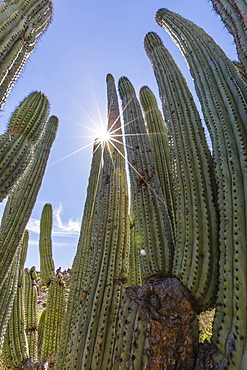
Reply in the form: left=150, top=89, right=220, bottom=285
left=0, top=115, right=58, bottom=309
left=156, top=8, right=247, bottom=366
left=144, top=31, right=219, bottom=310
left=0, top=0, right=53, bottom=109
left=118, top=76, right=174, bottom=281
left=1, top=231, right=29, bottom=368
left=0, top=92, right=50, bottom=201
left=210, top=0, right=247, bottom=75
left=57, top=75, right=129, bottom=369
left=39, top=203, right=55, bottom=286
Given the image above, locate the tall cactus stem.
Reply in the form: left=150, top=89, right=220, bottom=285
left=156, top=8, right=247, bottom=366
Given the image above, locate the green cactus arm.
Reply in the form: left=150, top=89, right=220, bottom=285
left=139, top=85, right=175, bottom=231
left=0, top=243, right=22, bottom=351
left=39, top=203, right=55, bottom=286
left=40, top=275, right=66, bottom=359
left=24, top=267, right=38, bottom=362
left=0, top=115, right=58, bottom=295
left=210, top=0, right=247, bottom=75
left=156, top=8, right=247, bottom=366
left=118, top=76, right=174, bottom=280
left=1, top=231, right=29, bottom=368
left=143, top=32, right=219, bottom=310
left=128, top=206, right=142, bottom=286
left=57, top=75, right=129, bottom=369
left=0, top=0, right=53, bottom=109
left=0, top=92, right=50, bottom=202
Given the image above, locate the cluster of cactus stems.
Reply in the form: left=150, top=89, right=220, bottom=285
left=0, top=0, right=53, bottom=109
left=1, top=0, right=247, bottom=369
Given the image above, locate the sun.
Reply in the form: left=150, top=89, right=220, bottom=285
left=95, top=127, right=112, bottom=144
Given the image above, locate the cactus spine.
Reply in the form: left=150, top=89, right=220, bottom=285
left=156, top=8, right=247, bottom=367
left=118, top=76, right=174, bottom=281
left=0, top=92, right=50, bottom=202
left=0, top=0, right=53, bottom=109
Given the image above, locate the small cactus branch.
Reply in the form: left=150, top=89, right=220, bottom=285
left=118, top=76, right=174, bottom=280
left=156, top=8, right=247, bottom=366
left=0, top=0, right=53, bottom=109
left=39, top=203, right=55, bottom=286
left=0, top=92, right=50, bottom=201
left=210, top=0, right=247, bottom=75
left=0, top=115, right=58, bottom=294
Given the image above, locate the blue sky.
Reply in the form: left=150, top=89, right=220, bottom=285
left=0, top=0, right=237, bottom=270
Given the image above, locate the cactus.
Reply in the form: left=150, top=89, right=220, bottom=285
left=56, top=74, right=129, bottom=369
left=0, top=92, right=50, bottom=202
left=143, top=32, right=219, bottom=310
left=210, top=0, right=247, bottom=75
left=0, top=115, right=58, bottom=342
left=0, top=0, right=53, bottom=109
left=24, top=266, right=39, bottom=362
left=38, top=203, right=67, bottom=358
left=156, top=7, right=247, bottom=367
left=39, top=203, right=55, bottom=286
left=1, top=231, right=29, bottom=368
left=118, top=76, right=174, bottom=281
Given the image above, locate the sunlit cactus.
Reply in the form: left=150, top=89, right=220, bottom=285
left=56, top=74, right=129, bottom=369
left=0, top=0, right=53, bottom=109
left=156, top=7, right=247, bottom=368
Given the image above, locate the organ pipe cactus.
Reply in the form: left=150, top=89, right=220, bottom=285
left=24, top=266, right=39, bottom=362
left=0, top=92, right=50, bottom=202
left=1, top=231, right=29, bottom=368
left=118, top=76, right=174, bottom=281
left=0, top=115, right=58, bottom=342
left=210, top=0, right=247, bottom=75
left=143, top=32, right=218, bottom=310
left=139, top=86, right=175, bottom=231
left=155, top=8, right=247, bottom=368
left=57, top=74, right=129, bottom=369
left=39, top=203, right=55, bottom=286
left=38, top=203, right=67, bottom=358
left=0, top=0, right=53, bottom=109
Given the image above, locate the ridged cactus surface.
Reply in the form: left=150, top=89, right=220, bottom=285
left=156, top=7, right=247, bottom=368
left=57, top=74, right=129, bottom=369
left=118, top=76, right=174, bottom=281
